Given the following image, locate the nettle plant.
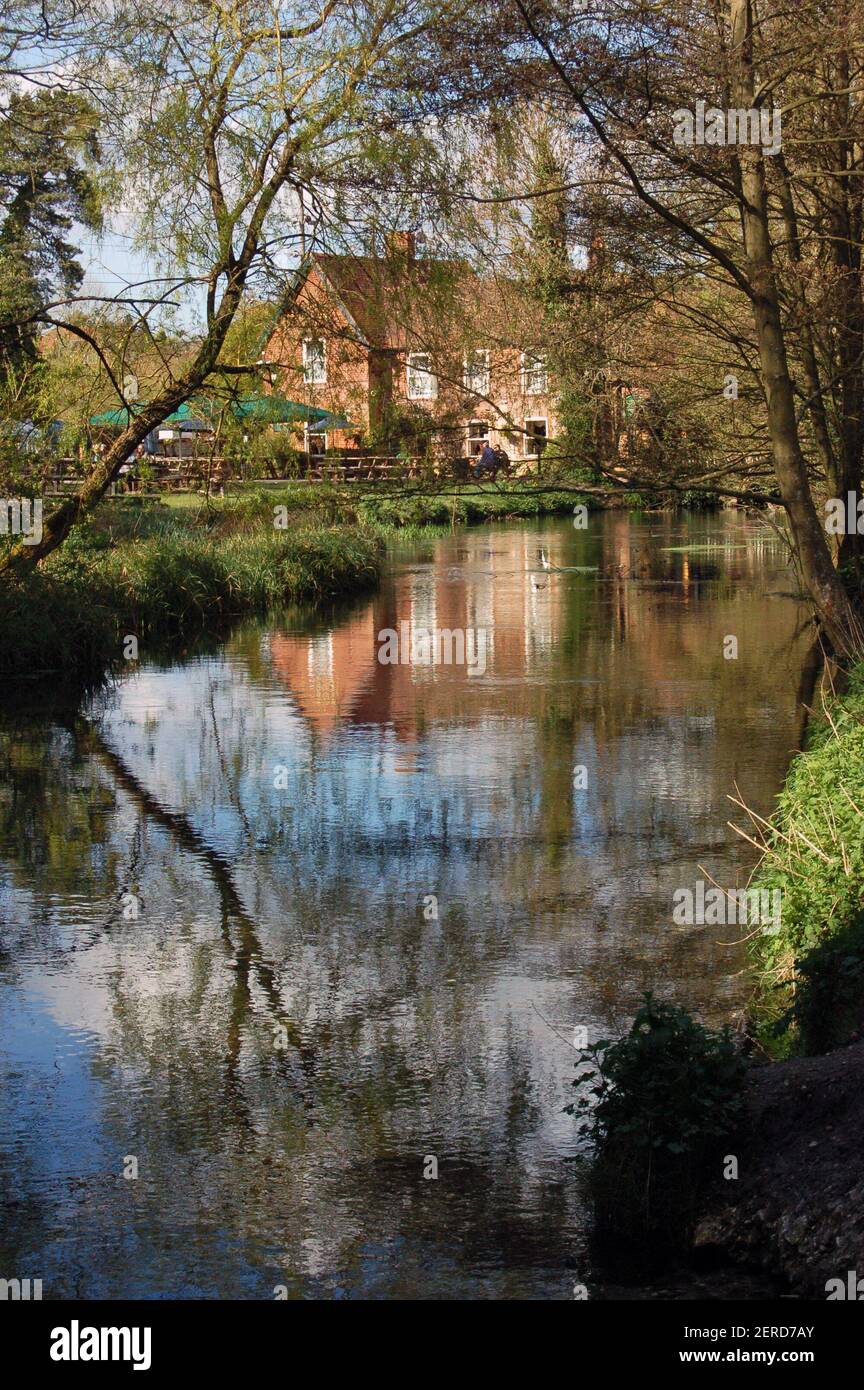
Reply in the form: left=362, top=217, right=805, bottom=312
left=569, top=994, right=746, bottom=1255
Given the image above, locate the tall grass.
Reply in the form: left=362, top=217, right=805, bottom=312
left=356, top=484, right=585, bottom=528
left=745, top=664, right=864, bottom=1051
left=0, top=522, right=382, bottom=689
left=219, top=480, right=591, bottom=531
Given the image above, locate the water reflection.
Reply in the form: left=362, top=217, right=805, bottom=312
left=0, top=511, right=810, bottom=1298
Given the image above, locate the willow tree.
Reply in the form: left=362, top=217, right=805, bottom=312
left=0, top=0, right=450, bottom=575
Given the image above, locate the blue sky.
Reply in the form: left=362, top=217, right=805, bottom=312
left=77, top=220, right=205, bottom=327
left=80, top=224, right=148, bottom=297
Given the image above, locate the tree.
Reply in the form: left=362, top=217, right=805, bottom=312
left=417, top=0, right=864, bottom=655
left=0, top=89, right=101, bottom=378
left=0, top=0, right=457, bottom=576
left=519, top=121, right=597, bottom=468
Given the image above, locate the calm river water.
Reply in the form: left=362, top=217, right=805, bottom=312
left=0, top=510, right=811, bottom=1298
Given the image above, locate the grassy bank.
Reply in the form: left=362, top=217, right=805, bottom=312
left=748, top=663, right=864, bottom=1054
left=219, top=478, right=598, bottom=529
left=0, top=480, right=605, bottom=691
left=0, top=514, right=383, bottom=689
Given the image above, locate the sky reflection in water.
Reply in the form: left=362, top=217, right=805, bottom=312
left=0, top=512, right=811, bottom=1298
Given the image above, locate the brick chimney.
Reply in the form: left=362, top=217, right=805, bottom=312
left=384, top=230, right=416, bottom=260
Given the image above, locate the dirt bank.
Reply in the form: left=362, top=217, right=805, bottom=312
left=694, top=1040, right=864, bottom=1297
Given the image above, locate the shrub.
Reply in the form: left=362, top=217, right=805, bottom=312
left=569, top=994, right=746, bottom=1264
left=776, top=911, right=864, bottom=1055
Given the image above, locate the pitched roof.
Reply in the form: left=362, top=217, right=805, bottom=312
left=265, top=247, right=564, bottom=358
left=301, top=251, right=468, bottom=348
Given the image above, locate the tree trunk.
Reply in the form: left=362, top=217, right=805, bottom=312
left=0, top=389, right=189, bottom=575
left=729, top=0, right=862, bottom=657
left=0, top=272, right=249, bottom=578
left=829, top=39, right=864, bottom=569
left=774, top=154, right=838, bottom=496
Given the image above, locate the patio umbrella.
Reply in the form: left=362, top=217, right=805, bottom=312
left=229, top=394, right=330, bottom=424
left=161, top=402, right=211, bottom=430
left=89, top=401, right=212, bottom=429
left=89, top=405, right=143, bottom=428
left=91, top=395, right=350, bottom=430
left=300, top=407, right=352, bottom=430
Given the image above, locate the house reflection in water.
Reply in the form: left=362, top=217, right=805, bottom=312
left=268, top=532, right=567, bottom=744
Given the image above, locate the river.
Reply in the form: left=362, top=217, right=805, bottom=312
left=0, top=509, right=811, bottom=1298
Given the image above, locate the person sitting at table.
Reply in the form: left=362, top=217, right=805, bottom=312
left=474, top=441, right=498, bottom=477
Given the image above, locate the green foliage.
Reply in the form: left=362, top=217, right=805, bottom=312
left=0, top=510, right=382, bottom=689
left=0, top=89, right=101, bottom=376
left=573, top=994, right=746, bottom=1159
left=676, top=488, right=722, bottom=510
left=550, top=389, right=598, bottom=476
left=218, top=484, right=357, bottom=528
left=215, top=480, right=588, bottom=530
left=525, top=125, right=572, bottom=311
left=356, top=483, right=585, bottom=528
left=570, top=994, right=746, bottom=1258
left=776, top=912, right=864, bottom=1056
left=235, top=428, right=302, bottom=478
left=748, top=662, right=864, bottom=1047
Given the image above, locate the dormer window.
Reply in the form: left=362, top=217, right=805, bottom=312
left=407, top=352, right=437, bottom=400
left=521, top=351, right=548, bottom=395
left=303, top=338, right=327, bottom=385
left=463, top=349, right=490, bottom=396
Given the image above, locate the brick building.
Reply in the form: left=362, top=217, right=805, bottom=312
left=262, top=233, right=561, bottom=465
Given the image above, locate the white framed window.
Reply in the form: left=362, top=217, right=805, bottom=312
left=307, top=633, right=334, bottom=679
left=303, top=338, right=327, bottom=385
left=463, top=348, right=490, bottom=395
left=466, top=419, right=490, bottom=456
left=525, top=418, right=548, bottom=455
left=521, top=351, right=548, bottom=395
left=406, top=352, right=437, bottom=400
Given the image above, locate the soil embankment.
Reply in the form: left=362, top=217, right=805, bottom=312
left=695, top=1041, right=864, bottom=1296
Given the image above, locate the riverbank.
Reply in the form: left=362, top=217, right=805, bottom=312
left=691, top=662, right=864, bottom=1292
left=587, top=660, right=864, bottom=1294
left=747, top=661, right=864, bottom=1055
left=0, top=480, right=611, bottom=692
left=211, top=477, right=599, bottom=528
left=693, top=1037, right=864, bottom=1296
left=0, top=506, right=383, bottom=688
